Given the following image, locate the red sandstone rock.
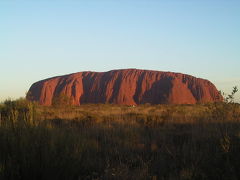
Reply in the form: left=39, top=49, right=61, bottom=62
left=27, top=69, right=222, bottom=105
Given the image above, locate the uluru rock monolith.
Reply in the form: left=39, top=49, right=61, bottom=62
left=27, top=69, right=222, bottom=105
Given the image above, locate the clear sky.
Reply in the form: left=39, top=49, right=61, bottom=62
left=1, top=0, right=240, bottom=101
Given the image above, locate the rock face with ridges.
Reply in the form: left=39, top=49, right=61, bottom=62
left=27, top=69, right=222, bottom=105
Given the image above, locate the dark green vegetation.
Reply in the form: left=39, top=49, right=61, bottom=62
left=0, top=90, right=240, bottom=180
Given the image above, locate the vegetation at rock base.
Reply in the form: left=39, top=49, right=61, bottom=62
left=0, top=88, right=240, bottom=180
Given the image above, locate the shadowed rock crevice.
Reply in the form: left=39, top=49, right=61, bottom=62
left=109, top=71, right=123, bottom=103
left=133, top=71, right=146, bottom=104
left=141, top=76, right=174, bottom=104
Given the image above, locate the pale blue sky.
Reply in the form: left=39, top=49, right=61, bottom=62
left=0, top=0, right=240, bottom=101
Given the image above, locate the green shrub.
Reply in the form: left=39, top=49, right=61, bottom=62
left=52, top=94, right=73, bottom=107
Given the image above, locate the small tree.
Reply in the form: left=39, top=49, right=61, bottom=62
left=52, top=94, right=72, bottom=107
left=223, top=86, right=238, bottom=103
